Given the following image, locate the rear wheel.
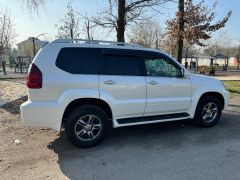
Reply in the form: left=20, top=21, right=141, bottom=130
left=65, top=105, right=108, bottom=148
left=194, top=96, right=222, bottom=127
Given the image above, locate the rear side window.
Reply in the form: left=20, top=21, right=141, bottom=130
left=102, top=54, right=142, bottom=76
left=56, top=48, right=101, bottom=74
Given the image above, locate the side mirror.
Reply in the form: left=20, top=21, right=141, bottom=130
left=175, top=68, right=184, bottom=78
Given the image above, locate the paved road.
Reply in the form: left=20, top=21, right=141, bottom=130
left=197, top=71, right=240, bottom=81
left=48, top=99, right=240, bottom=180
left=214, top=71, right=240, bottom=80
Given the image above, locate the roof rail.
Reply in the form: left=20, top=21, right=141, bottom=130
left=52, top=39, right=143, bottom=48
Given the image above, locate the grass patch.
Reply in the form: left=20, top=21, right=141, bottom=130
left=224, top=81, right=240, bottom=95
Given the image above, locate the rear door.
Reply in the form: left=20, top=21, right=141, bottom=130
left=99, top=49, right=146, bottom=119
left=142, top=51, right=191, bottom=116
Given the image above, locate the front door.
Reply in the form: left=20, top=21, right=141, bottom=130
left=143, top=52, right=191, bottom=116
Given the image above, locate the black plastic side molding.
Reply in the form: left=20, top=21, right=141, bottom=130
left=117, top=113, right=189, bottom=124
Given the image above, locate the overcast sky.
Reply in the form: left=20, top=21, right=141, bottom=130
left=1, top=0, right=239, bottom=45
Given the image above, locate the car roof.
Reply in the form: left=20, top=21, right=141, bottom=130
left=50, top=39, right=168, bottom=55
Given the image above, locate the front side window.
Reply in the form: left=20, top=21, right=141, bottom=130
left=144, top=57, right=182, bottom=77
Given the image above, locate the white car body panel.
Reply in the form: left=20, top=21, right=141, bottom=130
left=20, top=40, right=229, bottom=132
left=187, top=74, right=229, bottom=118
left=145, top=76, right=191, bottom=115
left=21, top=89, right=100, bottom=131
left=99, top=75, right=146, bottom=119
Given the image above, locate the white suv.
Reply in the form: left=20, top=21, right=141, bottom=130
left=20, top=39, right=229, bottom=148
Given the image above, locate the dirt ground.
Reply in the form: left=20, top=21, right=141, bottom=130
left=0, top=79, right=27, bottom=106
left=0, top=99, right=66, bottom=179
left=0, top=79, right=240, bottom=180
left=0, top=80, right=67, bottom=179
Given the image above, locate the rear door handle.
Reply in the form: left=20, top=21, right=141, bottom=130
left=148, top=81, right=158, bottom=85
left=104, top=80, right=116, bottom=85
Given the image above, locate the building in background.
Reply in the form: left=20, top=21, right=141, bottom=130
left=17, top=37, right=48, bottom=58
left=183, top=56, right=238, bottom=67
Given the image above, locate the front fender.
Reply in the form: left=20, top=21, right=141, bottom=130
left=188, top=86, right=227, bottom=118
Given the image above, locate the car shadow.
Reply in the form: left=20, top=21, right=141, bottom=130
left=0, top=96, right=27, bottom=114
left=48, top=111, right=240, bottom=180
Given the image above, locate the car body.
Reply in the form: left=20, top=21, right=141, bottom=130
left=20, top=39, right=229, bottom=148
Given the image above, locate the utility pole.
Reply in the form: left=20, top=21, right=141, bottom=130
left=32, top=33, right=46, bottom=58
left=238, top=44, right=240, bottom=70
left=32, top=37, right=36, bottom=58
left=226, top=51, right=229, bottom=71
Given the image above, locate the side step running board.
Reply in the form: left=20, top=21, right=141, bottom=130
left=116, top=113, right=189, bottom=125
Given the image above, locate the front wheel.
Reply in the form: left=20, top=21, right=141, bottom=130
left=65, top=105, right=108, bottom=148
left=194, top=96, right=222, bottom=128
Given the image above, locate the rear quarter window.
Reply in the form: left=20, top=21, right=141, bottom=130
left=56, top=47, right=101, bottom=74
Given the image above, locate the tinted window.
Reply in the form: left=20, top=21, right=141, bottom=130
left=144, top=57, right=181, bottom=77
left=56, top=48, right=101, bottom=74
left=102, top=55, right=142, bottom=76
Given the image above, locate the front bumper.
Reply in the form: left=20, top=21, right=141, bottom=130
left=223, top=89, right=230, bottom=110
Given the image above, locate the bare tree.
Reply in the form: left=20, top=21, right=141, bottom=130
left=0, top=9, right=15, bottom=55
left=55, top=0, right=80, bottom=39
left=204, top=32, right=232, bottom=56
left=22, top=0, right=46, bottom=12
left=128, top=20, right=163, bottom=49
left=159, top=34, right=177, bottom=56
left=166, top=0, right=232, bottom=63
left=86, top=0, right=174, bottom=42
left=84, top=21, right=94, bottom=40
left=22, top=0, right=174, bottom=42
left=0, top=9, right=15, bottom=75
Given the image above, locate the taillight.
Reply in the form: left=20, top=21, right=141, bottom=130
left=26, top=63, right=42, bottom=89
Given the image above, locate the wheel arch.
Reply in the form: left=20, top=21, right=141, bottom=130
left=62, top=98, right=113, bottom=122
left=198, top=91, right=225, bottom=109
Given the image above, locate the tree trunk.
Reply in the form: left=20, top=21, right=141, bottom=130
left=70, top=28, right=73, bottom=39
left=155, top=37, right=159, bottom=49
left=117, top=0, right=126, bottom=42
left=86, top=21, right=91, bottom=40
left=2, top=61, right=6, bottom=75
left=185, top=47, right=188, bottom=62
left=171, top=37, right=174, bottom=56
left=177, top=0, right=184, bottom=63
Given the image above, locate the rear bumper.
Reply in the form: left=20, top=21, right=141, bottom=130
left=20, top=100, right=63, bottom=131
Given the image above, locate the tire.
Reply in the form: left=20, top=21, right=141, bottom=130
left=194, top=96, right=222, bottom=128
left=65, top=105, right=108, bottom=148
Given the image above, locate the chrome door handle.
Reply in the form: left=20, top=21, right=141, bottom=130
left=104, top=80, right=116, bottom=85
left=148, top=81, right=158, bottom=85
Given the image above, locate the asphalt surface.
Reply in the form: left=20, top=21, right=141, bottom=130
left=48, top=100, right=240, bottom=180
